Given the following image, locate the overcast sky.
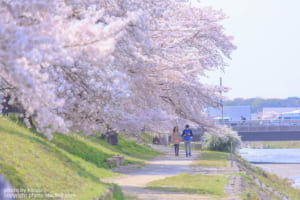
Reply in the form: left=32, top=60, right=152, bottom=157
left=197, top=0, right=300, bottom=99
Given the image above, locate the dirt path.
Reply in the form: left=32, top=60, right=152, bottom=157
left=104, top=145, right=243, bottom=200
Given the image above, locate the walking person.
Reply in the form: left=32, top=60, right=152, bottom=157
left=182, top=124, right=193, bottom=157
left=173, top=126, right=181, bottom=156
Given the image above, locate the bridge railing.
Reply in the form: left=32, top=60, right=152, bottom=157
left=219, top=120, right=300, bottom=132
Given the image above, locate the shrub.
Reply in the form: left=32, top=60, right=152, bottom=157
left=203, top=132, right=241, bottom=152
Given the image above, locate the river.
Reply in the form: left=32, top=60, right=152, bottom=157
left=239, top=148, right=300, bottom=189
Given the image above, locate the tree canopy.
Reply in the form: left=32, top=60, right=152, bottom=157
left=0, top=0, right=236, bottom=139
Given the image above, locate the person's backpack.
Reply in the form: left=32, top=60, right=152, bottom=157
left=183, top=129, right=191, bottom=140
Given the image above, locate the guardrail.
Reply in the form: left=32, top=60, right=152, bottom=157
left=219, top=120, right=300, bottom=132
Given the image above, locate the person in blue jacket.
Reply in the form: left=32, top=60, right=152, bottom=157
left=181, top=124, right=193, bottom=157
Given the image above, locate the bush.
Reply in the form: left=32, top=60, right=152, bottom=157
left=203, top=132, right=241, bottom=153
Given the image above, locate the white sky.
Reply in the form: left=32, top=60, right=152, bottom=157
left=197, top=0, right=300, bottom=99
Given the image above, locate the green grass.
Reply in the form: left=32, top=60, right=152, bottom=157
left=235, top=155, right=300, bottom=200
left=139, top=132, right=154, bottom=144
left=192, top=151, right=230, bottom=167
left=124, top=193, right=138, bottom=200
left=194, top=160, right=229, bottom=167
left=243, top=141, right=300, bottom=149
left=200, top=151, right=229, bottom=160
left=0, top=117, right=115, bottom=199
left=52, top=133, right=114, bottom=168
left=111, top=185, right=124, bottom=200
left=0, top=116, right=160, bottom=200
left=86, top=134, right=161, bottom=161
left=146, top=173, right=228, bottom=198
left=0, top=162, right=26, bottom=189
left=252, top=166, right=300, bottom=199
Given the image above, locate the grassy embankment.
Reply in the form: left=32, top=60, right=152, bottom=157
left=195, top=151, right=300, bottom=199
left=146, top=151, right=230, bottom=199
left=0, top=116, right=160, bottom=200
left=235, top=155, right=300, bottom=200
left=243, top=141, right=300, bottom=149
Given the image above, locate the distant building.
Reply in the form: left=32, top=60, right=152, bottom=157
left=262, top=107, right=300, bottom=120
left=251, top=113, right=258, bottom=120
left=206, top=105, right=251, bottom=121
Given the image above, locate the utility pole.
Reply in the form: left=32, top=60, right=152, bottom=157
left=220, top=77, right=223, bottom=123
left=230, top=141, right=233, bottom=167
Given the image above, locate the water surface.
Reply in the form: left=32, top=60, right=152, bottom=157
left=240, top=148, right=300, bottom=163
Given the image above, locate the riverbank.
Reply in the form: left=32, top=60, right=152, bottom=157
left=255, top=164, right=300, bottom=189
left=240, top=148, right=300, bottom=190
left=234, top=155, right=300, bottom=200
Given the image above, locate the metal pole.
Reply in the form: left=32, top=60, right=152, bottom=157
left=230, top=141, right=233, bottom=168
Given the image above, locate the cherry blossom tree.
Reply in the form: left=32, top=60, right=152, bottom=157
left=0, top=0, right=236, bottom=140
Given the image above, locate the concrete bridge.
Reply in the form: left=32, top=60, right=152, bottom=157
left=227, top=120, right=300, bottom=141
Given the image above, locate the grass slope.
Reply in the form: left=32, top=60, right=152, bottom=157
left=83, top=134, right=160, bottom=162
left=0, top=116, right=160, bottom=200
left=235, top=155, right=300, bottom=200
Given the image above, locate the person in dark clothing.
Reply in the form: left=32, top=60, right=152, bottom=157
left=152, top=135, right=160, bottom=144
left=241, top=116, right=246, bottom=123
left=181, top=124, right=193, bottom=157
